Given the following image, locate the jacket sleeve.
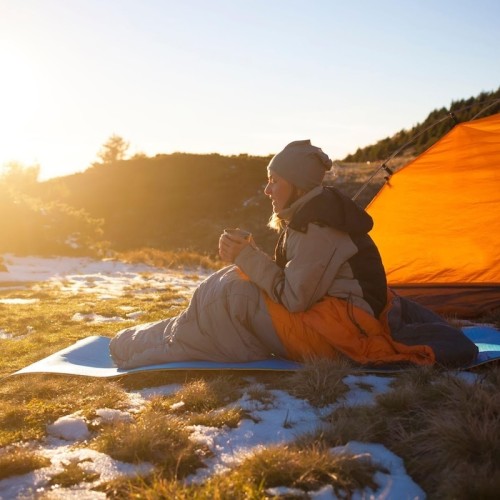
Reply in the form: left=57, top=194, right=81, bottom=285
left=235, top=223, right=358, bottom=312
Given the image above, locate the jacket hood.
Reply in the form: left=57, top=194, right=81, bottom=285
left=289, top=187, right=374, bottom=235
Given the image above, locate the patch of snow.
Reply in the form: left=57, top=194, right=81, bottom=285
left=135, top=384, right=182, bottom=401
left=341, top=374, right=394, bottom=406
left=0, top=254, right=209, bottom=300
left=331, top=442, right=426, bottom=499
left=170, top=401, right=185, bottom=410
left=32, top=488, right=106, bottom=499
left=125, top=311, right=144, bottom=320
left=46, top=413, right=91, bottom=441
left=455, top=370, right=481, bottom=384
left=0, top=444, right=153, bottom=500
left=0, top=329, right=14, bottom=339
left=118, top=306, right=136, bottom=311
left=0, top=255, right=101, bottom=283
left=309, top=484, right=336, bottom=499
left=71, top=313, right=127, bottom=324
left=266, top=485, right=306, bottom=497
left=125, top=384, right=182, bottom=412
left=0, top=298, right=40, bottom=304
left=0, top=327, right=34, bottom=340
left=188, top=389, right=333, bottom=481
left=94, top=408, right=134, bottom=424
left=0, top=285, right=26, bottom=291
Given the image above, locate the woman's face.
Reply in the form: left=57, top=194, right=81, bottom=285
left=264, top=171, right=294, bottom=213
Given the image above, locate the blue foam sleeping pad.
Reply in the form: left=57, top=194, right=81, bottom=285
left=11, top=326, right=500, bottom=378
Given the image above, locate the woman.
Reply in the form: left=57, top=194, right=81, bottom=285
left=110, top=140, right=477, bottom=369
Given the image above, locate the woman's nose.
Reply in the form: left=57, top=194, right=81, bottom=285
left=264, top=182, right=271, bottom=196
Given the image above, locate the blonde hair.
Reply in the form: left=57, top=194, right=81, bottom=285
left=267, top=185, right=307, bottom=232
left=267, top=213, right=285, bottom=232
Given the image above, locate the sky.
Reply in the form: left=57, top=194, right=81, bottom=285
left=0, top=0, right=499, bottom=180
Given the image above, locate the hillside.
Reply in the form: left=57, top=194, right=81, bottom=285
left=33, top=153, right=276, bottom=255
left=29, top=155, right=384, bottom=257
left=344, top=87, right=500, bottom=162
left=1, top=87, right=498, bottom=257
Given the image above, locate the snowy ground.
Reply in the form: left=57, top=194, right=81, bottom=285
left=0, top=255, right=426, bottom=499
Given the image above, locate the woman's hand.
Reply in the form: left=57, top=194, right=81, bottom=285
left=218, top=231, right=253, bottom=263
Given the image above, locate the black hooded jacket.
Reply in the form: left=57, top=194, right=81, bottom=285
left=274, top=187, right=388, bottom=317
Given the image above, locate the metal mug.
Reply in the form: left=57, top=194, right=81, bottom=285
left=223, top=228, right=251, bottom=241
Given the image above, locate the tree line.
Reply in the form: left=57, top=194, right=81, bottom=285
left=343, top=87, right=500, bottom=162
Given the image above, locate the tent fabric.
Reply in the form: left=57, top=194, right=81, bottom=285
left=367, top=113, right=500, bottom=316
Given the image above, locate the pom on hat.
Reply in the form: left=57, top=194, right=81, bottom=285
left=268, top=140, right=332, bottom=191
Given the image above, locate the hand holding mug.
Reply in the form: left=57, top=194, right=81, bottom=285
left=219, top=228, right=252, bottom=262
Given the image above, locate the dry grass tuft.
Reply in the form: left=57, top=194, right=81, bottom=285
left=316, top=405, right=388, bottom=446
left=136, top=376, right=247, bottom=431
left=0, top=445, right=50, bottom=480
left=115, top=371, right=184, bottom=391
left=432, top=461, right=500, bottom=499
left=159, top=375, right=244, bottom=413
left=479, top=307, right=500, bottom=328
left=245, top=382, right=275, bottom=406
left=92, top=405, right=204, bottom=478
left=115, top=247, right=220, bottom=270
left=282, top=356, right=352, bottom=407
left=99, top=472, right=267, bottom=499
left=48, top=459, right=100, bottom=488
left=233, top=443, right=379, bottom=495
left=100, top=443, right=380, bottom=499
left=482, top=363, right=500, bottom=388
left=187, top=407, right=245, bottom=428
left=317, top=367, right=500, bottom=498
left=389, top=373, right=500, bottom=496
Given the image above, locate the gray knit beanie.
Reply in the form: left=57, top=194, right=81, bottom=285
left=267, top=140, right=333, bottom=191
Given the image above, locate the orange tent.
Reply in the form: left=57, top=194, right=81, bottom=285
left=367, top=113, right=500, bottom=317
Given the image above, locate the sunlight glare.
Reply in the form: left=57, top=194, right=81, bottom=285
left=0, top=48, right=52, bottom=176
left=0, top=49, right=41, bottom=132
